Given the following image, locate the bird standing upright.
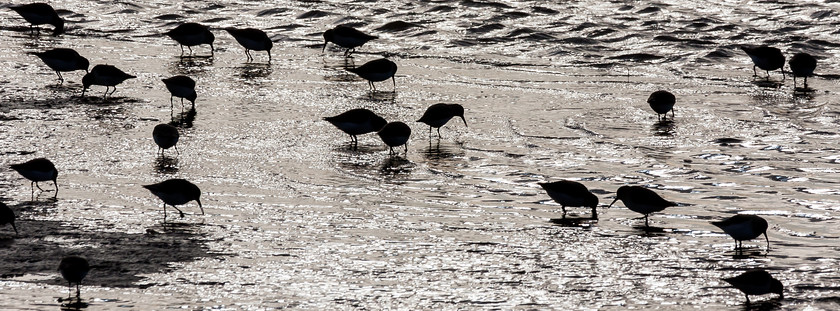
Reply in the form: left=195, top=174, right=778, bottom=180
left=10, top=3, right=64, bottom=36
left=225, top=27, right=273, bottom=62
left=417, top=103, right=467, bottom=138
left=323, top=26, right=377, bottom=56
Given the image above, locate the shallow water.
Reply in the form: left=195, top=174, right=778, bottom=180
left=1, top=0, right=840, bottom=310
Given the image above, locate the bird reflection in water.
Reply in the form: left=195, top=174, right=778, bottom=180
left=651, top=120, right=676, bottom=137
left=379, top=156, right=413, bottom=177
left=237, top=63, right=272, bottom=80
left=423, top=141, right=462, bottom=161
left=176, top=55, right=213, bottom=67
left=154, top=155, right=179, bottom=174
left=549, top=217, right=597, bottom=228
left=171, top=107, right=196, bottom=129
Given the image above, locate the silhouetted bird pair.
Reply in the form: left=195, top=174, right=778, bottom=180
left=742, top=46, right=817, bottom=88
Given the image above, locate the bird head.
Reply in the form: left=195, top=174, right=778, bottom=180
left=52, top=18, right=65, bottom=36
left=608, top=186, right=630, bottom=207
left=322, top=29, right=334, bottom=52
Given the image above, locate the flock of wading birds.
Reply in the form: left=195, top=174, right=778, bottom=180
left=1, top=2, right=822, bottom=306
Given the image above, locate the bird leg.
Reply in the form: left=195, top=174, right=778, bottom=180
left=179, top=45, right=185, bottom=58
left=55, top=71, right=64, bottom=83
left=437, top=128, right=442, bottom=139
left=35, top=181, right=45, bottom=191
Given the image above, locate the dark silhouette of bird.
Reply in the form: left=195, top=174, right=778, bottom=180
left=161, top=75, right=197, bottom=108
left=225, top=27, right=272, bottom=62
left=323, top=26, right=377, bottom=56
left=608, top=186, right=677, bottom=227
left=741, top=45, right=785, bottom=79
left=165, top=23, right=215, bottom=57
left=10, top=3, right=64, bottom=36
left=142, top=179, right=203, bottom=222
left=647, top=90, right=675, bottom=121
left=32, top=48, right=89, bottom=83
left=10, top=158, right=58, bottom=197
left=58, top=256, right=90, bottom=301
left=723, top=269, right=783, bottom=304
left=539, top=180, right=599, bottom=219
left=0, top=203, right=18, bottom=237
left=417, top=103, right=467, bottom=138
left=324, top=108, right=388, bottom=149
left=152, top=124, right=179, bottom=156
left=788, top=52, right=817, bottom=89
left=81, top=64, right=136, bottom=98
left=377, top=122, right=412, bottom=154
left=346, top=58, right=397, bottom=91
left=711, top=214, right=769, bottom=250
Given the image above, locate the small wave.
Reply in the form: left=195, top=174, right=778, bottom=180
left=467, top=23, right=505, bottom=34
left=257, top=8, right=289, bottom=17
left=155, top=14, right=183, bottom=20
left=460, top=0, right=512, bottom=9
left=608, top=53, right=663, bottom=61
left=297, top=10, right=332, bottom=19
left=636, top=6, right=661, bottom=14
left=426, top=5, right=454, bottom=13
left=375, top=21, right=422, bottom=32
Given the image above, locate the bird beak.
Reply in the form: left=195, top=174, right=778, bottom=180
left=608, top=198, right=618, bottom=208
left=322, top=41, right=328, bottom=52
left=460, top=116, right=468, bottom=127
left=197, top=199, right=204, bottom=215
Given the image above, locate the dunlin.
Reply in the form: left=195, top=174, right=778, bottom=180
left=711, top=214, right=769, bottom=250
left=58, top=256, right=90, bottom=300
left=161, top=75, right=197, bottom=108
left=165, top=23, right=215, bottom=57
left=647, top=90, right=675, bottom=121
left=81, top=64, right=136, bottom=98
left=324, top=108, right=388, bottom=148
left=346, top=58, right=397, bottom=91
left=32, top=48, right=89, bottom=83
left=723, top=269, right=784, bottom=304
left=741, top=46, right=785, bottom=79
left=608, top=185, right=677, bottom=227
left=225, top=27, right=272, bottom=62
left=0, top=203, right=18, bottom=236
left=377, top=121, right=411, bottom=154
left=323, top=26, right=377, bottom=56
left=10, top=3, right=64, bottom=36
left=788, top=52, right=817, bottom=88
left=539, top=180, right=599, bottom=219
left=152, top=124, right=179, bottom=156
left=142, top=179, right=203, bottom=221
left=10, top=158, right=58, bottom=197
left=417, top=103, right=467, bottom=138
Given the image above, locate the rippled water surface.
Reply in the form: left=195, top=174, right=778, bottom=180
left=2, top=0, right=840, bottom=310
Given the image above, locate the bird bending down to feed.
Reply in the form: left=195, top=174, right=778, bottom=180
left=539, top=180, right=599, bottom=219
left=323, top=25, right=377, bottom=56
left=741, top=45, right=785, bottom=79
left=161, top=75, right=197, bottom=108
left=377, top=122, right=412, bottom=154
left=711, top=214, right=769, bottom=250
left=10, top=3, right=64, bottom=36
left=788, top=52, right=816, bottom=89
left=10, top=157, right=58, bottom=197
left=346, top=58, right=397, bottom=91
left=32, top=48, right=89, bottom=83
left=225, top=27, right=272, bottom=62
left=81, top=64, right=136, bottom=98
left=0, top=203, right=18, bottom=236
left=152, top=124, right=180, bottom=156
left=58, top=256, right=90, bottom=301
left=165, top=23, right=215, bottom=57
left=142, top=179, right=203, bottom=222
left=647, top=90, right=675, bottom=121
left=324, top=108, right=388, bottom=149
left=608, top=185, right=677, bottom=227
left=723, top=269, right=783, bottom=304
left=417, top=103, right=467, bottom=138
